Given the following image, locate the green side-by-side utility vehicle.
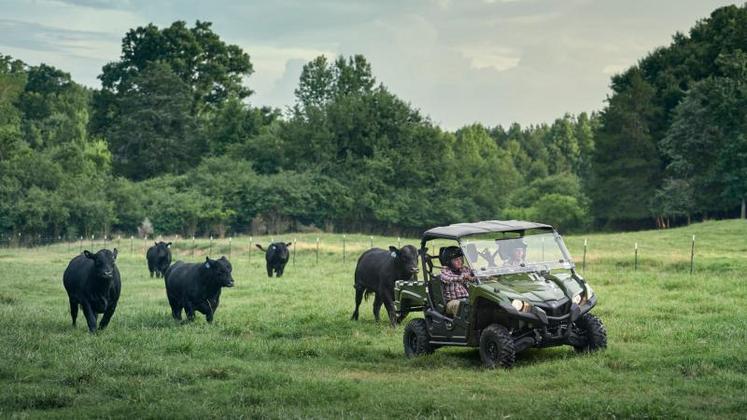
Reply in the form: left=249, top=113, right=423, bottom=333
left=395, top=220, right=606, bottom=368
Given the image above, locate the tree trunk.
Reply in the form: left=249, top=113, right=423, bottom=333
left=687, top=213, right=691, bottom=225
left=741, top=197, right=746, bottom=219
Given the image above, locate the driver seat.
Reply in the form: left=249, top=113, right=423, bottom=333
left=428, top=277, right=447, bottom=314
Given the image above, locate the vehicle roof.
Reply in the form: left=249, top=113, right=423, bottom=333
left=421, top=220, right=554, bottom=241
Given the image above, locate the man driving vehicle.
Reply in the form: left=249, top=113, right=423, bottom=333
left=440, top=247, right=475, bottom=317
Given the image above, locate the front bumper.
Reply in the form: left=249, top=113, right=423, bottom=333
left=498, top=294, right=597, bottom=326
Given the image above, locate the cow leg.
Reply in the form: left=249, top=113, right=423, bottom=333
left=351, top=288, right=364, bottom=320
left=276, top=264, right=284, bottom=277
left=99, top=302, right=117, bottom=330
left=382, top=291, right=398, bottom=327
left=171, top=306, right=183, bottom=320
left=372, top=294, right=383, bottom=322
left=185, top=303, right=196, bottom=322
left=266, top=263, right=273, bottom=278
left=167, top=293, right=182, bottom=320
left=81, top=301, right=98, bottom=333
left=68, top=298, right=79, bottom=327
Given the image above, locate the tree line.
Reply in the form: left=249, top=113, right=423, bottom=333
left=1, top=5, right=746, bottom=241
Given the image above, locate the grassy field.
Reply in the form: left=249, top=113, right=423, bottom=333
left=1, top=220, right=746, bottom=418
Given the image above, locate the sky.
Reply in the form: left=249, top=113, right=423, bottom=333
left=0, top=0, right=741, bottom=130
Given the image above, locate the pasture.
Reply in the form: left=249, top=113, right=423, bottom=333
left=1, top=221, right=746, bottom=418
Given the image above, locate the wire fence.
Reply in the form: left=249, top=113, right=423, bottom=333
left=0, top=232, right=703, bottom=275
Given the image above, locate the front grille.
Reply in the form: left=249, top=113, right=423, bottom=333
left=536, top=298, right=570, bottom=317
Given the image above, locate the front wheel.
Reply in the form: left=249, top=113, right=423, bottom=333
left=479, top=324, right=515, bottom=369
left=403, top=319, right=433, bottom=357
left=573, top=313, right=607, bottom=353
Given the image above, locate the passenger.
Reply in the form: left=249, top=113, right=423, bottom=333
left=440, top=247, right=475, bottom=317
left=504, top=241, right=527, bottom=266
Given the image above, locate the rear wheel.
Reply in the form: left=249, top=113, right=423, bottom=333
left=479, top=324, right=515, bottom=369
left=573, top=313, right=607, bottom=353
left=403, top=319, right=433, bottom=357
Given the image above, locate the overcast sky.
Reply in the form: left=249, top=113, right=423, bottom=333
left=0, top=0, right=741, bottom=129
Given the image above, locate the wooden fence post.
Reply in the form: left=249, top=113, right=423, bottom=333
left=690, top=235, right=695, bottom=275
left=582, top=239, right=587, bottom=272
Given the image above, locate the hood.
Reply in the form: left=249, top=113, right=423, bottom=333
left=483, top=272, right=570, bottom=303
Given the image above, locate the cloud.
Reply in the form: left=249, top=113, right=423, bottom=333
left=49, top=0, right=136, bottom=10
left=2, top=0, right=740, bottom=129
left=458, top=45, right=521, bottom=72
left=602, top=64, right=628, bottom=76
left=0, top=19, right=119, bottom=59
left=245, top=45, right=336, bottom=109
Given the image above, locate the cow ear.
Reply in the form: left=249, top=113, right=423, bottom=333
left=166, top=242, right=172, bottom=248
left=112, top=248, right=118, bottom=260
left=83, top=250, right=94, bottom=259
left=154, top=242, right=158, bottom=246
left=389, top=246, right=398, bottom=258
left=204, top=256, right=211, bottom=269
left=255, top=244, right=264, bottom=251
left=220, top=256, right=227, bottom=261
left=286, top=242, right=292, bottom=247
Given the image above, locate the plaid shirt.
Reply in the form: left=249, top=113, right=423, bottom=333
left=440, top=266, right=472, bottom=301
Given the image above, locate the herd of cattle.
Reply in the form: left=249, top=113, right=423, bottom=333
left=62, top=240, right=422, bottom=333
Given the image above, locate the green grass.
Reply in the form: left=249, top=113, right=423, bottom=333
left=1, top=220, right=746, bottom=418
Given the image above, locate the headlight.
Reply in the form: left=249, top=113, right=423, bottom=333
left=572, top=294, right=582, bottom=305
left=511, top=299, right=532, bottom=312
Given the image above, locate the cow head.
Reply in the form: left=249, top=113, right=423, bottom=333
left=84, top=248, right=118, bottom=280
left=204, top=256, right=234, bottom=288
left=154, top=241, right=171, bottom=254
left=256, top=242, right=292, bottom=262
left=274, top=242, right=292, bottom=261
left=389, top=245, right=419, bottom=276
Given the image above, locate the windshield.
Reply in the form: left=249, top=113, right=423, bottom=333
left=459, top=230, right=573, bottom=276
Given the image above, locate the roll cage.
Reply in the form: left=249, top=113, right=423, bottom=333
left=418, top=220, right=562, bottom=313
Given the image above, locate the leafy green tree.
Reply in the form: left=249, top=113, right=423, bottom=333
left=651, top=178, right=695, bottom=226
left=592, top=4, right=747, bottom=226
left=106, top=63, right=202, bottom=180
left=16, top=64, right=90, bottom=150
left=205, top=95, right=280, bottom=157
left=662, top=51, right=747, bottom=218
left=530, top=194, right=589, bottom=232
left=96, top=20, right=252, bottom=120
left=295, top=55, right=335, bottom=109
left=590, top=69, right=661, bottom=227
left=452, top=124, right=521, bottom=220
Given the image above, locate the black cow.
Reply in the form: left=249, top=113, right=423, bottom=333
left=63, top=249, right=121, bottom=333
left=351, top=245, right=419, bottom=326
left=164, top=256, right=234, bottom=322
left=146, top=241, right=172, bottom=278
left=256, top=242, right=292, bottom=277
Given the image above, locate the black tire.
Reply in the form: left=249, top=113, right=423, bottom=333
left=479, top=324, right=515, bottom=369
left=403, top=319, right=433, bottom=357
left=573, top=313, right=607, bottom=353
